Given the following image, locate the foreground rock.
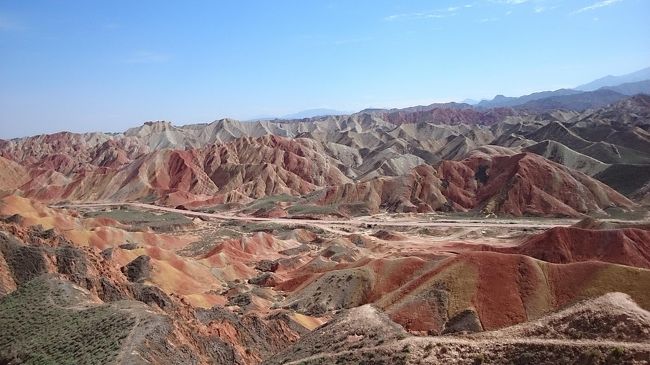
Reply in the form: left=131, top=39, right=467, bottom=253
left=266, top=295, right=650, bottom=365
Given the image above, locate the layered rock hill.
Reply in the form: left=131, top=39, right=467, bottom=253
left=14, top=136, right=350, bottom=208
left=278, top=249, right=650, bottom=333
left=1, top=95, right=648, bottom=216
left=502, top=226, right=650, bottom=268
left=438, top=151, right=634, bottom=216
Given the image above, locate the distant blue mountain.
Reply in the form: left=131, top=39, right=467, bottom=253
left=576, top=66, right=650, bottom=91
left=280, top=108, right=349, bottom=119
left=602, top=79, right=650, bottom=96
left=477, top=89, right=582, bottom=108
left=248, top=108, right=350, bottom=121
left=516, top=89, right=628, bottom=112
left=461, top=98, right=479, bottom=105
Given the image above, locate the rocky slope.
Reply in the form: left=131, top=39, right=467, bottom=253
left=500, top=227, right=650, bottom=268
left=438, top=151, right=634, bottom=216
left=266, top=295, right=650, bottom=365
left=2, top=95, right=648, bottom=216
left=0, top=197, right=314, bottom=364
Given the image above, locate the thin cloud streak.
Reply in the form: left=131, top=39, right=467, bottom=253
left=383, top=4, right=472, bottom=21
left=384, top=12, right=453, bottom=21
left=574, top=0, right=623, bottom=13
left=490, top=0, right=530, bottom=4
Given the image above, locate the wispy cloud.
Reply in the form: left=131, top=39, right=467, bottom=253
left=479, top=17, right=500, bottom=22
left=491, top=0, right=530, bottom=4
left=384, top=11, right=453, bottom=21
left=574, top=0, right=623, bottom=13
left=384, top=4, right=472, bottom=21
left=123, top=51, right=170, bottom=64
left=534, top=4, right=561, bottom=13
left=490, top=0, right=561, bottom=14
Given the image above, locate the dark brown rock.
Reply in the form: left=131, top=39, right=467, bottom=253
left=121, top=255, right=152, bottom=283
left=255, top=259, right=279, bottom=273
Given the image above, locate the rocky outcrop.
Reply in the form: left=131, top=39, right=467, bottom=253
left=121, top=255, right=152, bottom=283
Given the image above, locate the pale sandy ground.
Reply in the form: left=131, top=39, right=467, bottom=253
left=57, top=201, right=581, bottom=234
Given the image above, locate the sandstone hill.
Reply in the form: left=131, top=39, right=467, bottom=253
left=2, top=96, right=648, bottom=217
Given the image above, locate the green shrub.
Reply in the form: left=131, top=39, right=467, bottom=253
left=0, top=278, right=136, bottom=365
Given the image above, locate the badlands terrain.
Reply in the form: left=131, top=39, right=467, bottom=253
left=1, top=91, right=650, bottom=364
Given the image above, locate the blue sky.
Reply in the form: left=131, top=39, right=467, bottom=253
left=1, top=0, right=649, bottom=138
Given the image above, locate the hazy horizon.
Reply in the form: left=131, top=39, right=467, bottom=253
left=2, top=0, right=650, bottom=138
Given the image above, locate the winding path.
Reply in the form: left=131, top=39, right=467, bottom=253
left=56, top=202, right=579, bottom=235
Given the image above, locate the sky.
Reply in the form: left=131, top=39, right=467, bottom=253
left=1, top=0, right=649, bottom=138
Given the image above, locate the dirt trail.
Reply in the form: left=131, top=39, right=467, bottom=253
left=57, top=202, right=579, bottom=234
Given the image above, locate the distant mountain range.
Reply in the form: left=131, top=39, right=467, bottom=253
left=576, top=66, right=650, bottom=91
left=249, top=108, right=349, bottom=121
left=280, top=108, right=349, bottom=119
left=603, top=79, right=650, bottom=95
left=475, top=67, right=650, bottom=112
left=515, top=89, right=629, bottom=112
left=477, top=89, right=582, bottom=109
left=246, top=68, right=650, bottom=122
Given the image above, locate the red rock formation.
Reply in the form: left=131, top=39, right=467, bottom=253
left=316, top=164, right=448, bottom=214
left=438, top=152, right=634, bottom=217
left=379, top=251, right=650, bottom=333
left=15, top=135, right=351, bottom=207
left=0, top=156, right=29, bottom=191
left=506, top=227, right=650, bottom=268
left=1, top=121, right=639, bottom=217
